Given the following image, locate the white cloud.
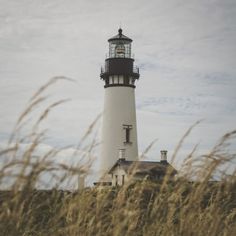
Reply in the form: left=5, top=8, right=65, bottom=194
left=0, top=0, right=235, bottom=176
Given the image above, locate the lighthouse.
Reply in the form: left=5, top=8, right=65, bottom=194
left=100, top=28, right=140, bottom=176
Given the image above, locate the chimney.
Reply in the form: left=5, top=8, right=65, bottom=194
left=160, top=150, right=168, bottom=163
left=78, top=174, right=85, bottom=190
left=118, top=149, right=126, bottom=161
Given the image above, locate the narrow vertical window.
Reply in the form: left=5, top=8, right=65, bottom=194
left=124, top=76, right=129, bottom=85
left=115, top=175, right=118, bottom=186
left=122, top=175, right=125, bottom=185
left=109, top=77, right=113, bottom=84
left=105, top=78, right=108, bottom=85
left=119, top=76, right=124, bottom=84
left=114, top=76, right=118, bottom=84
left=123, top=125, right=132, bottom=144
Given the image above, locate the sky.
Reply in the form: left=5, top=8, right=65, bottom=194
left=0, top=0, right=236, bottom=183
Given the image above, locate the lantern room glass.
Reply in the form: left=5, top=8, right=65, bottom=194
left=109, top=40, right=132, bottom=58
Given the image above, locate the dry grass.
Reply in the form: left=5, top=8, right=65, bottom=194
left=0, top=79, right=236, bottom=236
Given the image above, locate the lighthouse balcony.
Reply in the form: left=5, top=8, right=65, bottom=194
left=100, top=65, right=139, bottom=75
left=100, top=64, right=140, bottom=81
left=106, top=53, right=135, bottom=59
left=101, top=74, right=139, bottom=88
left=100, top=57, right=139, bottom=79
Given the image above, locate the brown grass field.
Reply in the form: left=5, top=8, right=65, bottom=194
left=0, top=78, right=235, bottom=236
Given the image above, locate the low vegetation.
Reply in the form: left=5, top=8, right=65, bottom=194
left=0, top=78, right=235, bottom=235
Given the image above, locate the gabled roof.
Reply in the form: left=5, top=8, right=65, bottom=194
left=108, top=28, right=133, bottom=43
left=108, top=159, right=177, bottom=176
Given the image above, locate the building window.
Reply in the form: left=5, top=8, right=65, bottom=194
left=105, top=78, right=109, bottom=85
left=109, top=77, right=113, bottom=84
left=122, top=175, right=125, bottom=185
left=124, top=76, right=129, bottom=85
left=129, top=78, right=133, bottom=84
left=114, top=76, right=118, bottom=84
left=123, top=124, right=132, bottom=144
left=115, top=175, right=118, bottom=186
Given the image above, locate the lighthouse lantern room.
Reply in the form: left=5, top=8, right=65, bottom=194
left=100, top=29, right=140, bottom=177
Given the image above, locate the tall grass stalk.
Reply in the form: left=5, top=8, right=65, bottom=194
left=0, top=80, right=235, bottom=235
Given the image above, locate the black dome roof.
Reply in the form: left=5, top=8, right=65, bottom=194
left=108, top=28, right=132, bottom=42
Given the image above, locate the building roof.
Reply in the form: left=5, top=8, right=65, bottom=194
left=108, top=28, right=133, bottom=43
left=108, top=159, right=177, bottom=176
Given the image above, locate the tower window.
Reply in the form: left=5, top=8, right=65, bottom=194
left=114, top=76, right=118, bottom=84
left=123, top=124, right=132, bottom=144
left=124, top=76, right=129, bottom=85
left=115, top=175, right=118, bottom=186
left=129, top=78, right=133, bottom=84
left=119, top=76, right=124, bottom=84
left=122, top=175, right=125, bottom=185
left=109, top=76, right=113, bottom=84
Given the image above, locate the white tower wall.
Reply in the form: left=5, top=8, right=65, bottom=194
left=99, top=28, right=140, bottom=179
left=100, top=81, right=138, bottom=174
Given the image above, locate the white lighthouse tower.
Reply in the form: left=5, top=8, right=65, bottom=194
left=100, top=28, right=140, bottom=176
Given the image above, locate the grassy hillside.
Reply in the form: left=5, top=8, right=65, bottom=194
left=0, top=178, right=235, bottom=236
left=0, top=79, right=235, bottom=235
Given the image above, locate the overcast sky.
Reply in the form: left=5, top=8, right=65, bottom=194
left=0, top=0, right=236, bottom=178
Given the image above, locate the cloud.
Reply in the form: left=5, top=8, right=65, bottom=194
left=0, top=0, right=235, bottom=175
